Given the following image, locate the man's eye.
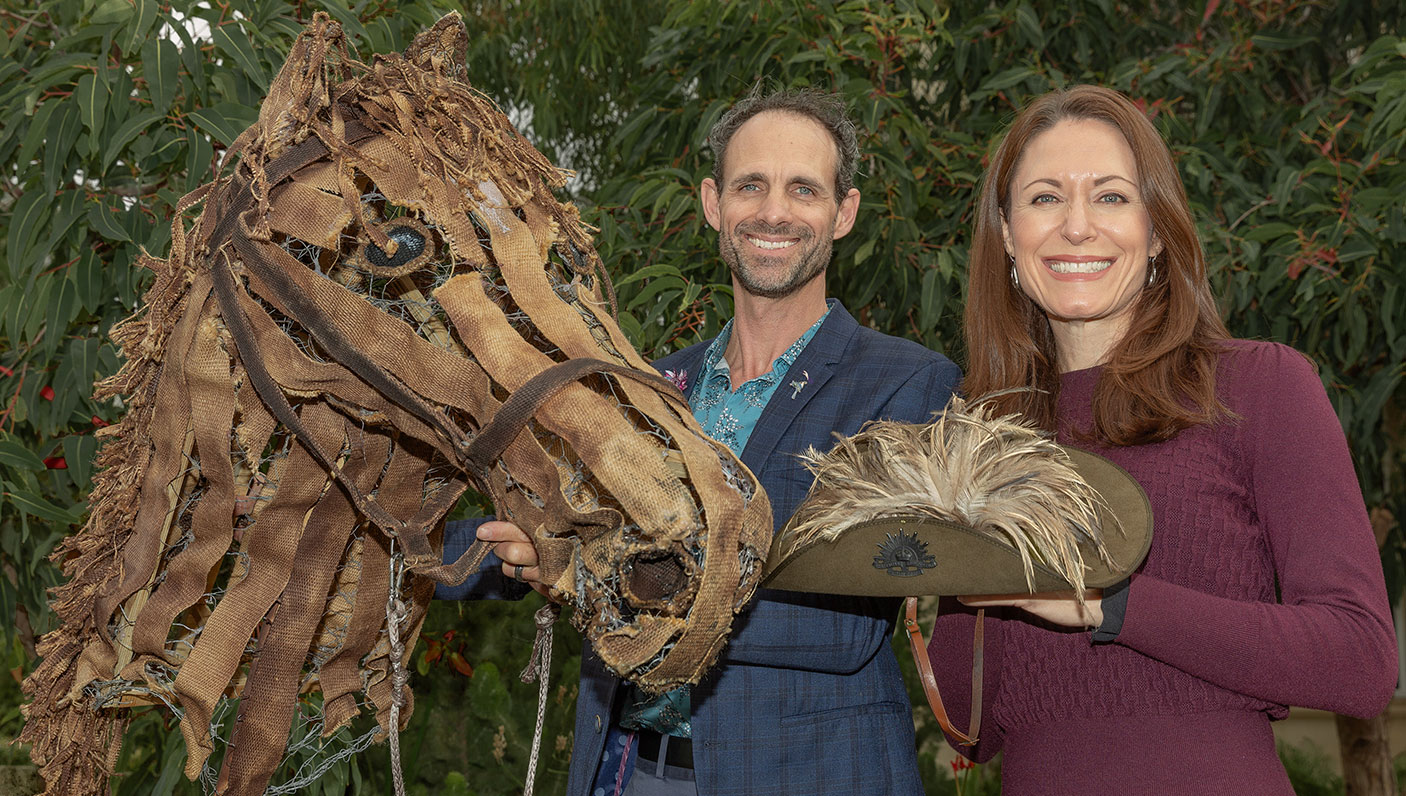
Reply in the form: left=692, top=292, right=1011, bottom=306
left=739, top=184, right=760, bottom=192
left=795, top=186, right=815, bottom=196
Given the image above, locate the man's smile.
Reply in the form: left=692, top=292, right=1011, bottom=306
left=746, top=236, right=798, bottom=250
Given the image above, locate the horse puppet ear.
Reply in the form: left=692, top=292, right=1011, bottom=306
left=255, top=12, right=354, bottom=161
left=402, top=12, right=469, bottom=77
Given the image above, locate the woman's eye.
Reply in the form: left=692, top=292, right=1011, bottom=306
left=1097, top=193, right=1129, bottom=203
left=1031, top=193, right=1058, bottom=204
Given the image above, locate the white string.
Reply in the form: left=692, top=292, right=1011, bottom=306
left=519, top=602, right=561, bottom=796
left=385, top=548, right=410, bottom=796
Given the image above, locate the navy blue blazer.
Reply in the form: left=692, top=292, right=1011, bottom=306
left=441, top=302, right=960, bottom=795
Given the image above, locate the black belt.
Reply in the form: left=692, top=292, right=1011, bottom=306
left=636, top=730, right=694, bottom=769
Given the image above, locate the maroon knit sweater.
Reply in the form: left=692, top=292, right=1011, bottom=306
left=927, top=339, right=1397, bottom=795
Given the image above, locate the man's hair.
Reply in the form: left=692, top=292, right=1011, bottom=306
left=707, top=86, right=859, bottom=198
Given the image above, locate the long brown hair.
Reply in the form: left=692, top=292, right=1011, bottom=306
left=963, top=84, right=1231, bottom=446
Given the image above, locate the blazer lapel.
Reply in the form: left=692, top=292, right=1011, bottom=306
left=740, top=303, right=857, bottom=474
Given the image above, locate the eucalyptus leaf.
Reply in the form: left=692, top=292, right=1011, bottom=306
left=87, top=196, right=134, bottom=243
left=69, top=337, right=101, bottom=399
left=185, top=106, right=243, bottom=148
left=0, top=440, right=45, bottom=472
left=41, top=189, right=86, bottom=256
left=141, top=37, right=182, bottom=115
left=15, top=100, right=61, bottom=176
left=5, top=190, right=52, bottom=282
left=101, top=110, right=165, bottom=173
left=75, top=71, right=110, bottom=139
left=74, top=248, right=104, bottom=314
left=852, top=237, right=876, bottom=266
left=39, top=276, right=79, bottom=362
left=42, top=103, right=81, bottom=193
left=62, top=434, right=97, bottom=491
left=613, top=263, right=685, bottom=288
left=212, top=22, right=270, bottom=92
left=122, top=0, right=159, bottom=55
left=90, top=0, right=133, bottom=26
left=0, top=284, right=16, bottom=343
left=5, top=487, right=80, bottom=526
left=184, top=125, right=216, bottom=190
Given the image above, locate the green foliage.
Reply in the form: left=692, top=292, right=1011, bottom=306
left=1278, top=740, right=1345, bottom=796
left=2, top=1, right=1405, bottom=794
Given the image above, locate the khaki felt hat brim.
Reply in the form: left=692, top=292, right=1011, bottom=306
left=761, top=446, right=1153, bottom=596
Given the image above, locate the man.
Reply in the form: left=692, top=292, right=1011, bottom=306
left=440, top=88, right=961, bottom=795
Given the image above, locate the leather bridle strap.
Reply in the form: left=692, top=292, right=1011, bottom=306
left=904, top=596, right=983, bottom=747
left=464, top=356, right=688, bottom=476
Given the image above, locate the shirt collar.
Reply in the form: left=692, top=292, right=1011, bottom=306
left=700, top=300, right=832, bottom=389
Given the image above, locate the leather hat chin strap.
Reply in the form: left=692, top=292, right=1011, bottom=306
left=904, top=596, right=983, bottom=748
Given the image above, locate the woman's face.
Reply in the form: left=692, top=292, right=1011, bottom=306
left=1001, top=118, right=1162, bottom=362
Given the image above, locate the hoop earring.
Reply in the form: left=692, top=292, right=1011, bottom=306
left=1146, top=256, right=1157, bottom=287
left=1010, top=260, right=1021, bottom=290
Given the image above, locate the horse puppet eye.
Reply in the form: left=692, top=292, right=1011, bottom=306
left=368, top=225, right=425, bottom=269
left=351, top=217, right=434, bottom=278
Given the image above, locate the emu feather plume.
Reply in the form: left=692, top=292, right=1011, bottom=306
left=768, top=397, right=1143, bottom=597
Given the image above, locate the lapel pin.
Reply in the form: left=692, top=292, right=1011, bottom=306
left=789, top=370, right=810, bottom=399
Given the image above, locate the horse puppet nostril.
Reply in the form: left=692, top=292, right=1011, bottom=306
left=623, top=550, right=690, bottom=604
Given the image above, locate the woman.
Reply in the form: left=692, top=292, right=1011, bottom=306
left=927, top=84, right=1397, bottom=793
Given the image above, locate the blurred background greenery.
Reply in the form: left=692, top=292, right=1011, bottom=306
left=0, top=0, right=1403, bottom=793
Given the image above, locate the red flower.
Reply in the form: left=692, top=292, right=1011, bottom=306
left=43, top=456, right=67, bottom=470
left=39, top=385, right=55, bottom=401
left=91, top=415, right=109, bottom=428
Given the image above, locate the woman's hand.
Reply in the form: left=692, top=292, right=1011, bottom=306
left=959, top=589, right=1105, bottom=629
left=477, top=520, right=552, bottom=598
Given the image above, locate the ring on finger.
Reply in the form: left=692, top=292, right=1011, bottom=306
left=513, top=564, right=526, bottom=582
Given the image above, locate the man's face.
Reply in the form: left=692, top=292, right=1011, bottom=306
left=702, top=111, right=860, bottom=300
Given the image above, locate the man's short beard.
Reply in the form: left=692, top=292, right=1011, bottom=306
left=719, top=222, right=833, bottom=300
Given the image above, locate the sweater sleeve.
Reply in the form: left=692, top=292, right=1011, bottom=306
left=1115, top=344, right=1397, bottom=718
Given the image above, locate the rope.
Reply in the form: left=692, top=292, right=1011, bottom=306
left=385, top=550, right=411, bottom=796
left=519, top=602, right=561, bottom=796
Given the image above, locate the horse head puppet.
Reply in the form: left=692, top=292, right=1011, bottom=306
left=21, top=14, right=771, bottom=795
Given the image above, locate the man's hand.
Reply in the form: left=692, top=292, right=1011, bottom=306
left=958, top=590, right=1104, bottom=629
left=477, top=520, right=552, bottom=598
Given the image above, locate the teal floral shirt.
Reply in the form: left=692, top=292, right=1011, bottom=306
left=620, top=303, right=831, bottom=737
left=689, top=305, right=830, bottom=454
